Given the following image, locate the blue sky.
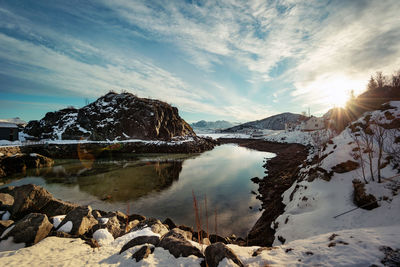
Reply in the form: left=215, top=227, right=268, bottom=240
left=1, top=0, right=399, bottom=123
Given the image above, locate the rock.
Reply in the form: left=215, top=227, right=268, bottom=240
left=24, top=92, right=196, bottom=141
left=352, top=179, right=379, bottom=210
left=0, top=220, right=14, bottom=236
left=132, top=245, right=154, bottom=262
left=132, top=218, right=169, bottom=236
left=0, top=193, right=14, bottom=208
left=158, top=228, right=203, bottom=258
left=128, top=214, right=146, bottom=222
left=209, top=234, right=229, bottom=244
left=92, top=215, right=124, bottom=239
left=0, top=153, right=54, bottom=177
left=331, top=160, right=359, bottom=173
left=205, top=242, right=244, bottom=267
left=57, top=206, right=98, bottom=236
left=120, top=235, right=160, bottom=254
left=1, top=213, right=52, bottom=246
left=0, top=184, right=77, bottom=220
left=163, top=217, right=177, bottom=230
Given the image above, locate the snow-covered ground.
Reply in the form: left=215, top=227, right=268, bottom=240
left=0, top=225, right=398, bottom=266
left=272, top=102, right=400, bottom=250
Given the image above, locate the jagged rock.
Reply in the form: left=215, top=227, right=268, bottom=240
left=131, top=218, right=169, bottom=236
left=163, top=217, right=177, bottom=230
left=0, top=193, right=14, bottom=208
left=132, top=245, right=154, bottom=262
left=332, top=160, right=359, bottom=173
left=91, top=215, right=124, bottom=239
left=0, top=153, right=54, bottom=177
left=57, top=206, right=98, bottom=236
left=205, top=242, right=244, bottom=267
left=120, top=235, right=160, bottom=254
left=352, top=179, right=379, bottom=210
left=0, top=184, right=77, bottom=220
left=0, top=220, right=14, bottom=236
left=24, top=92, right=195, bottom=141
left=1, top=213, right=52, bottom=246
left=158, top=228, right=203, bottom=258
left=209, top=234, right=229, bottom=244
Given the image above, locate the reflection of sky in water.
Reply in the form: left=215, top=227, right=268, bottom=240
left=1, top=144, right=274, bottom=237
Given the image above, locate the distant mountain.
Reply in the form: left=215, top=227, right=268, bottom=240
left=222, top=112, right=306, bottom=132
left=190, top=120, right=238, bottom=130
left=24, top=92, right=195, bottom=141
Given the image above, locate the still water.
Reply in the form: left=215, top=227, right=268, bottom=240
left=1, top=144, right=274, bottom=237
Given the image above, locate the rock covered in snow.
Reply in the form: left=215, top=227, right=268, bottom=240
left=205, top=242, right=244, bottom=267
left=24, top=92, right=196, bottom=141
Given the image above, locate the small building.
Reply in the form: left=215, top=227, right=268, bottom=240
left=0, top=122, right=19, bottom=141
left=301, top=116, right=326, bottom=131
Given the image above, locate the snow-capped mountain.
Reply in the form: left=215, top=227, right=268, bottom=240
left=223, top=112, right=306, bottom=132
left=190, top=120, right=238, bottom=131
left=24, top=92, right=195, bottom=141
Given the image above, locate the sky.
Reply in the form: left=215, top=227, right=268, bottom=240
left=0, top=0, right=399, bottom=123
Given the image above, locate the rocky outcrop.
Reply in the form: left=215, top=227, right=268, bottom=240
left=0, top=184, right=77, bottom=220
left=120, top=235, right=160, bottom=254
left=332, top=160, right=359, bottom=173
left=205, top=242, right=244, bottom=267
left=132, top=245, right=154, bottom=262
left=24, top=92, right=195, bottom=141
left=352, top=179, right=379, bottom=210
left=0, top=153, right=54, bottom=178
left=0, top=213, right=52, bottom=246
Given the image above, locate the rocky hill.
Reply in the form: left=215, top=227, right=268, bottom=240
left=222, top=112, right=306, bottom=132
left=24, top=92, right=195, bottom=141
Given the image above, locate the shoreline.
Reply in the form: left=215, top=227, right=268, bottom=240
left=218, top=138, right=308, bottom=246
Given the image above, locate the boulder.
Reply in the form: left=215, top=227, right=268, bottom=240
left=132, top=245, right=154, bottom=262
left=1, top=213, right=52, bottom=246
left=57, top=206, right=98, bottom=236
left=128, top=214, right=146, bottom=222
left=0, top=184, right=77, bottom=220
left=158, top=228, right=203, bottom=258
left=131, top=218, right=169, bottom=236
left=352, top=179, right=379, bottom=210
left=120, top=235, right=160, bottom=254
left=205, top=242, right=244, bottom=267
left=0, top=220, right=14, bottom=236
left=0, top=193, right=14, bottom=208
left=92, top=215, right=124, bottom=239
left=163, top=217, right=177, bottom=230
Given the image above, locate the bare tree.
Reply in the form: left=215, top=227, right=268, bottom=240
left=385, top=128, right=400, bottom=169
left=371, top=121, right=388, bottom=183
left=311, top=129, right=332, bottom=167
left=375, top=71, right=386, bottom=88
left=360, top=126, right=375, bottom=182
left=392, top=70, right=400, bottom=89
left=350, top=130, right=368, bottom=183
left=367, top=76, right=378, bottom=91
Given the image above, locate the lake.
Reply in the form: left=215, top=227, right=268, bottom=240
left=1, top=144, right=275, bottom=237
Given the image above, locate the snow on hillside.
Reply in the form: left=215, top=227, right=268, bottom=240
left=272, top=101, right=400, bottom=248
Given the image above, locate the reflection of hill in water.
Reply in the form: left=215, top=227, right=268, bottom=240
left=44, top=160, right=183, bottom=202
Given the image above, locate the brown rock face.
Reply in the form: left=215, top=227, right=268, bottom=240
left=24, top=92, right=196, bottom=141
left=1, top=213, right=53, bottom=246
left=352, top=179, right=379, bottom=210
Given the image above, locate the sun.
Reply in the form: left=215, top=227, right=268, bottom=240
left=327, top=87, right=349, bottom=108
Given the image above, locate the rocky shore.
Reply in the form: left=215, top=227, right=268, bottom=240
left=218, top=138, right=308, bottom=247
left=0, top=137, right=216, bottom=178
left=0, top=184, right=247, bottom=266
